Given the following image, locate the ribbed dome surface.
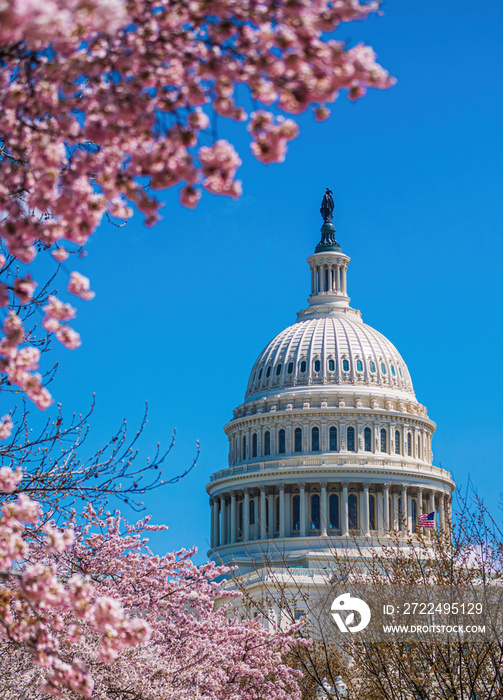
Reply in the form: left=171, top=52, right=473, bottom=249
left=245, top=315, right=414, bottom=398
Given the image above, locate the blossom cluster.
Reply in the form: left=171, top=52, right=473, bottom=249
left=0, top=0, right=393, bottom=411
left=0, top=466, right=152, bottom=698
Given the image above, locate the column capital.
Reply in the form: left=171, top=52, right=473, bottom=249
left=341, top=481, right=350, bottom=488
left=383, top=483, right=390, bottom=489
left=319, top=481, right=328, bottom=488
left=279, top=483, right=285, bottom=492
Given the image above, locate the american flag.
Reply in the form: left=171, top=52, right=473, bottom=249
left=418, top=511, right=436, bottom=528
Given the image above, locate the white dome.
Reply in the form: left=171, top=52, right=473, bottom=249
left=246, top=315, right=414, bottom=399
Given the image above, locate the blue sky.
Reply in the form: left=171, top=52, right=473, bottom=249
left=21, top=0, right=503, bottom=559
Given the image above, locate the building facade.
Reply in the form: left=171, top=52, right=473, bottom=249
left=207, top=195, right=455, bottom=574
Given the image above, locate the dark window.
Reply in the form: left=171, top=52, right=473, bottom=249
left=407, top=433, right=412, bottom=456
left=399, top=367, right=403, bottom=378
left=311, top=494, right=320, bottom=530
left=329, top=494, right=339, bottom=529
left=278, top=429, right=286, bottom=454
left=342, top=359, right=350, bottom=371
left=369, top=494, right=376, bottom=530
left=314, top=359, right=321, bottom=372
left=369, top=361, right=376, bottom=373
left=391, top=364, right=396, bottom=377
left=264, top=431, right=270, bottom=456
left=265, top=498, right=269, bottom=534
left=242, top=436, right=247, bottom=460
left=276, top=363, right=282, bottom=376
left=348, top=494, right=358, bottom=529
left=347, top=426, right=355, bottom=452
left=381, top=362, right=387, bottom=374
left=328, top=359, right=335, bottom=371
left=294, top=427, right=302, bottom=453
left=324, top=269, right=329, bottom=291
left=395, top=430, right=400, bottom=454
left=364, top=427, right=371, bottom=451
left=292, top=495, right=300, bottom=531
left=266, top=366, right=271, bottom=378
left=380, top=428, right=387, bottom=453
left=357, top=360, right=363, bottom=372
left=275, top=496, right=280, bottom=533
left=311, top=426, right=320, bottom=452
left=287, top=362, right=294, bottom=374
left=300, top=360, right=307, bottom=373
left=249, top=499, right=255, bottom=525
left=238, top=501, right=243, bottom=536
left=329, top=426, right=338, bottom=451
left=258, top=368, right=263, bottom=380
left=411, top=499, right=417, bottom=534
left=252, top=432, right=257, bottom=458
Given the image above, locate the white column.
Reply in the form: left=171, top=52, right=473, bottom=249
left=243, top=489, right=250, bottom=541
left=363, top=484, right=370, bottom=537
left=311, top=267, right=316, bottom=295
left=417, top=488, right=423, bottom=520
left=230, top=491, right=237, bottom=543
left=341, top=483, right=349, bottom=536
left=401, top=486, right=408, bottom=535
left=341, top=265, right=347, bottom=294
left=320, top=482, right=328, bottom=536
left=260, top=487, right=267, bottom=540
left=211, top=498, right=218, bottom=548
left=383, top=484, right=390, bottom=534
left=407, top=493, right=413, bottom=534
left=299, top=483, right=307, bottom=537
left=439, top=493, right=446, bottom=533
left=429, top=491, right=435, bottom=519
left=279, top=485, right=286, bottom=538
left=221, top=496, right=228, bottom=545
left=268, top=490, right=275, bottom=537
left=335, top=265, right=341, bottom=292
left=393, top=492, right=399, bottom=530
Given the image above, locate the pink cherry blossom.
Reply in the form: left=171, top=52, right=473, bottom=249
left=67, top=272, right=95, bottom=301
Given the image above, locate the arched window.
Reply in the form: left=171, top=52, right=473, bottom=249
left=238, top=501, right=243, bottom=537
left=292, top=495, right=300, bottom=531
left=294, top=427, right=302, bottom=453
left=328, top=359, right=335, bottom=371
left=391, top=364, right=396, bottom=377
left=311, top=494, right=320, bottom=530
left=381, top=362, right=387, bottom=374
left=311, top=426, right=320, bottom=452
left=407, top=433, right=412, bottom=456
left=249, top=499, right=255, bottom=526
left=287, top=362, right=294, bottom=374
left=347, top=426, right=355, bottom=452
left=314, top=359, right=321, bottom=372
left=264, top=431, right=271, bottom=456
left=258, top=368, right=263, bottom=380
left=275, top=363, right=282, bottom=376
left=369, top=361, right=376, bottom=373
left=278, top=429, right=286, bottom=454
left=356, top=360, right=363, bottom=372
left=242, top=435, right=247, bottom=460
left=380, top=428, right=387, bottom=453
left=342, top=359, right=350, bottom=371
left=300, top=360, right=307, bottom=373
left=364, top=427, right=371, bottom=452
left=329, top=426, right=338, bottom=451
left=369, top=494, right=376, bottom=531
left=252, top=432, right=258, bottom=458
left=348, top=494, right=358, bottom=530
left=266, top=365, right=271, bottom=378
left=411, top=499, right=417, bottom=534
left=395, top=430, right=400, bottom=455
left=329, top=494, right=339, bottom=530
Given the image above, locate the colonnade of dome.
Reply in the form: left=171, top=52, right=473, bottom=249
left=207, top=198, right=455, bottom=571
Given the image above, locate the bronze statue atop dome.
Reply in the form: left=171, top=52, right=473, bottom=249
left=320, top=187, right=334, bottom=223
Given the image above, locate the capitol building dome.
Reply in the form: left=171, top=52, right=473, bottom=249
left=207, top=192, right=455, bottom=572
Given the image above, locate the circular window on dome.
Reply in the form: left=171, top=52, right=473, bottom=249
left=369, top=361, right=376, bottom=373
left=328, top=359, right=335, bottom=371
left=381, top=363, right=387, bottom=374
left=300, top=360, right=307, bottom=373
left=276, top=363, right=282, bottom=376
left=266, top=366, right=272, bottom=378
left=287, top=362, right=294, bottom=374
left=391, top=364, right=396, bottom=377
left=342, top=359, right=349, bottom=372
left=356, top=360, right=363, bottom=372
left=258, top=368, right=263, bottom=380
left=314, top=359, right=321, bottom=372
